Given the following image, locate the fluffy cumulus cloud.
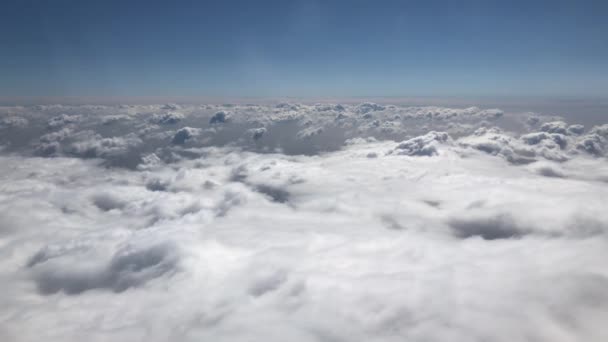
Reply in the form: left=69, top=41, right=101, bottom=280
left=390, top=131, right=450, bottom=156
left=0, top=102, right=607, bottom=342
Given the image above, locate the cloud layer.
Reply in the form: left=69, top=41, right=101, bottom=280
left=0, top=103, right=607, bottom=341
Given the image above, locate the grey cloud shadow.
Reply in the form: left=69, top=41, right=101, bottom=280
left=254, top=184, right=291, bottom=204
left=448, top=213, right=531, bottom=240
left=32, top=243, right=179, bottom=295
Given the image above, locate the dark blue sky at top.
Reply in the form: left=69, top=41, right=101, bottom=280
left=1, top=0, right=607, bottom=98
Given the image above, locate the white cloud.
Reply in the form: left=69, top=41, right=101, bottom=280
left=47, top=114, right=80, bottom=128
left=152, top=112, right=184, bottom=125
left=249, top=127, right=267, bottom=140
left=0, top=103, right=607, bottom=341
left=67, top=131, right=143, bottom=158
left=0, top=116, right=29, bottom=129
left=390, top=131, right=450, bottom=156
left=171, top=127, right=201, bottom=145
left=209, top=111, right=230, bottom=124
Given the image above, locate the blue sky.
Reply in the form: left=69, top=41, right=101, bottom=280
left=1, top=0, right=607, bottom=98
